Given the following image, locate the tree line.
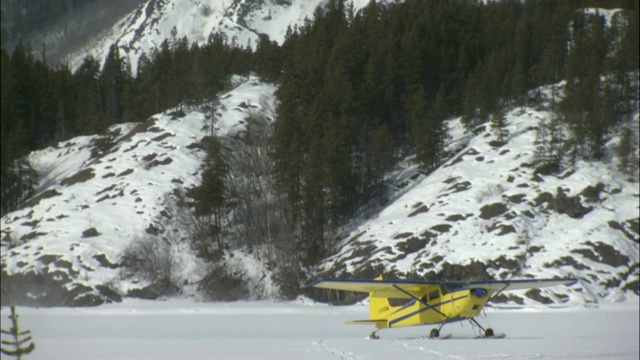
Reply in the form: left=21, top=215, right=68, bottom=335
left=1, top=0, right=638, bottom=293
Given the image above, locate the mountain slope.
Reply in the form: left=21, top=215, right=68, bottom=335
left=1, top=76, right=277, bottom=306
left=312, top=98, right=639, bottom=306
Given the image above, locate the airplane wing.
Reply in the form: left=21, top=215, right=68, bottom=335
left=468, top=278, right=578, bottom=293
left=306, top=278, right=443, bottom=299
left=306, top=277, right=578, bottom=299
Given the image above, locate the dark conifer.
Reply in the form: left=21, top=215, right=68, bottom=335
left=74, top=55, right=102, bottom=135
left=616, top=116, right=639, bottom=181
left=194, top=136, right=229, bottom=252
left=491, top=104, right=509, bottom=146
left=100, top=44, right=129, bottom=127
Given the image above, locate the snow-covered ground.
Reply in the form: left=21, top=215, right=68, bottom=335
left=3, top=299, right=638, bottom=360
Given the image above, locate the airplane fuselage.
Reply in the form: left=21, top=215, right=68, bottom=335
left=375, top=288, right=490, bottom=328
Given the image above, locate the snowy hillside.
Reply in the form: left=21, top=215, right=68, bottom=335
left=1, top=76, right=278, bottom=306
left=311, top=96, right=640, bottom=306
left=2, top=75, right=638, bottom=307
left=64, top=0, right=381, bottom=73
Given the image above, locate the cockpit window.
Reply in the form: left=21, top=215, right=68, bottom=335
left=427, top=290, right=440, bottom=301
left=440, top=281, right=468, bottom=295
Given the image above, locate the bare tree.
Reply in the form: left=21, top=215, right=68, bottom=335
left=224, top=103, right=286, bottom=256
left=222, top=102, right=304, bottom=296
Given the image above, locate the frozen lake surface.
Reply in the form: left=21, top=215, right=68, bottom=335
left=3, top=299, right=638, bottom=360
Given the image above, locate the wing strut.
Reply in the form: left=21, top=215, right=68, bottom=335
left=488, top=283, right=509, bottom=302
left=392, top=284, right=447, bottom=317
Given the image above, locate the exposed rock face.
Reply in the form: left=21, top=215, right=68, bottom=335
left=1, top=266, right=121, bottom=307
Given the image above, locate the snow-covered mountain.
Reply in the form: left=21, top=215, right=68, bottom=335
left=2, top=77, right=638, bottom=307
left=63, top=0, right=379, bottom=73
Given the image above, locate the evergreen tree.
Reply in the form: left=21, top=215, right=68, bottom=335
left=73, top=55, right=102, bottom=135
left=100, top=44, right=128, bottom=127
left=149, top=40, right=173, bottom=113
left=559, top=11, right=609, bottom=161
left=52, top=66, right=76, bottom=142
left=583, top=14, right=609, bottom=159
left=169, top=36, right=191, bottom=109
left=491, top=103, right=509, bottom=146
left=254, top=34, right=282, bottom=82
left=462, top=62, right=484, bottom=128
left=369, top=124, right=395, bottom=204
left=607, top=6, right=639, bottom=122
left=478, top=52, right=505, bottom=121
left=534, top=102, right=565, bottom=174
left=500, top=67, right=514, bottom=110
left=1, top=43, right=38, bottom=214
left=412, top=85, right=447, bottom=169
left=6, top=42, right=33, bottom=150
left=616, top=115, right=639, bottom=181
left=511, top=59, right=528, bottom=110
left=300, top=131, right=327, bottom=264
left=529, top=37, right=566, bottom=98
left=1, top=306, right=35, bottom=360
left=194, top=136, right=229, bottom=253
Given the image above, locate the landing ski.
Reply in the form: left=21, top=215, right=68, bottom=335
left=476, top=332, right=506, bottom=339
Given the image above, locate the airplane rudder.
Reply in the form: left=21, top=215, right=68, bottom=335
left=369, top=275, right=392, bottom=319
left=369, top=293, right=392, bottom=319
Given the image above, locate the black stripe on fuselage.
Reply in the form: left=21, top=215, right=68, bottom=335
left=388, top=294, right=470, bottom=327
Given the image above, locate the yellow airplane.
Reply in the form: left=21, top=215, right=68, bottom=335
left=307, top=276, right=578, bottom=339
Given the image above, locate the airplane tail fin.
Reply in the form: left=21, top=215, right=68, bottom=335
left=369, top=275, right=393, bottom=321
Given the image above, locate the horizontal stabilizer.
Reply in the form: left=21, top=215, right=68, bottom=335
left=345, top=319, right=387, bottom=327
